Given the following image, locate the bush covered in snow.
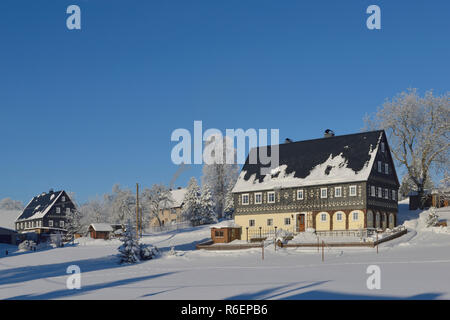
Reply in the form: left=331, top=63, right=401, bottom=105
left=426, top=208, right=440, bottom=227
left=118, top=222, right=159, bottom=264
left=139, top=243, right=159, bottom=260
left=18, top=240, right=36, bottom=251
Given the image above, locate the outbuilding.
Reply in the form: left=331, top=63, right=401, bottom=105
left=0, top=227, right=18, bottom=245
left=88, top=223, right=113, bottom=240
left=211, top=226, right=241, bottom=244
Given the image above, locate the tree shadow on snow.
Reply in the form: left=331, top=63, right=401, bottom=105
left=5, top=271, right=178, bottom=300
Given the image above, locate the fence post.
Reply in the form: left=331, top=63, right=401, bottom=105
left=322, top=240, right=324, bottom=262
left=246, top=227, right=249, bottom=243
left=259, top=226, right=262, bottom=238
left=274, top=226, right=277, bottom=251
left=262, top=240, right=264, bottom=260
left=376, top=232, right=379, bottom=254
left=317, top=237, right=320, bottom=253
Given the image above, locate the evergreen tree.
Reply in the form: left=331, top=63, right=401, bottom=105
left=199, top=185, right=216, bottom=224
left=118, top=221, right=141, bottom=264
left=182, top=177, right=203, bottom=226
left=65, top=208, right=83, bottom=243
left=223, top=185, right=235, bottom=219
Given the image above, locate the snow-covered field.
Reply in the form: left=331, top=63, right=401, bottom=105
left=1, top=201, right=450, bottom=300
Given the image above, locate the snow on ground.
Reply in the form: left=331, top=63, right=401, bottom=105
left=1, top=202, right=450, bottom=300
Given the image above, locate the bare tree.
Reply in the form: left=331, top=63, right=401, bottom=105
left=111, top=184, right=136, bottom=225
left=366, top=88, right=450, bottom=208
left=141, top=184, right=174, bottom=228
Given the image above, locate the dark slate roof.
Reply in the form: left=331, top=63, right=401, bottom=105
left=232, top=130, right=384, bottom=192
left=16, top=190, right=64, bottom=221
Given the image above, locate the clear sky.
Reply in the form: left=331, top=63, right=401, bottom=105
left=0, top=0, right=449, bottom=204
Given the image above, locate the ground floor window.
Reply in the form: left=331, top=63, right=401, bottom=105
left=353, top=212, right=359, bottom=221
left=249, top=219, right=255, bottom=227
left=321, top=213, right=327, bottom=221
left=336, top=213, right=343, bottom=221
left=284, top=218, right=291, bottom=225
left=267, top=219, right=273, bottom=226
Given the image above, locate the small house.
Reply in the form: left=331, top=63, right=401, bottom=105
left=211, top=227, right=241, bottom=244
left=88, top=223, right=113, bottom=240
left=0, top=227, right=18, bottom=245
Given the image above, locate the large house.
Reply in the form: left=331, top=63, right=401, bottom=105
left=15, top=190, right=76, bottom=236
left=232, top=130, right=399, bottom=235
left=149, top=187, right=188, bottom=227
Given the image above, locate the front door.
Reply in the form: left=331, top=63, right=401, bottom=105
left=297, top=214, right=305, bottom=232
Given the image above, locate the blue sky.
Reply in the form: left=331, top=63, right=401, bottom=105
left=0, top=0, right=449, bottom=204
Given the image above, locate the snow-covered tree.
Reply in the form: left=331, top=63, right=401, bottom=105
left=223, top=185, right=235, bottom=219
left=199, top=184, right=216, bottom=224
left=365, top=88, right=450, bottom=208
left=0, top=198, right=23, bottom=211
left=399, top=173, right=434, bottom=199
left=201, top=135, right=239, bottom=219
left=118, top=221, right=141, bottom=264
left=79, top=198, right=108, bottom=223
left=111, top=184, right=136, bottom=225
left=426, top=208, right=440, bottom=227
left=65, top=208, right=83, bottom=242
left=141, top=184, right=174, bottom=228
left=182, top=177, right=203, bottom=226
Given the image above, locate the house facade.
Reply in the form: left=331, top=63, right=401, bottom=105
left=15, top=190, right=76, bottom=236
left=232, top=130, right=399, bottom=235
left=149, top=187, right=187, bottom=227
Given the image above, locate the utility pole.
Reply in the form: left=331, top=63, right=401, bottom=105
left=136, top=183, right=139, bottom=238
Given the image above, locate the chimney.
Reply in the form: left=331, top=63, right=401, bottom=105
left=49, top=188, right=54, bottom=193
left=324, top=129, right=335, bottom=138
left=285, top=138, right=293, bottom=143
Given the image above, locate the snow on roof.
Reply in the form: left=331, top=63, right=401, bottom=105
left=0, top=210, right=22, bottom=230
left=90, top=223, right=113, bottom=232
left=232, top=130, right=383, bottom=193
left=16, top=191, right=64, bottom=221
left=168, top=188, right=187, bottom=208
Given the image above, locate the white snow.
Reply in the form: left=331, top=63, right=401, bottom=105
left=1, top=200, right=450, bottom=300
left=89, top=223, right=113, bottom=232
left=0, top=209, right=21, bottom=230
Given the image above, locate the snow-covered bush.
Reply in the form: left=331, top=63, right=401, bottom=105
left=139, top=243, right=159, bottom=260
left=18, top=240, right=36, bottom=251
left=426, top=208, right=439, bottom=227
left=118, top=221, right=159, bottom=264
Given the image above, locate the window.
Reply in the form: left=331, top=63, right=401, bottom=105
left=334, top=187, right=342, bottom=198
left=321, top=213, right=327, bottom=221
left=66, top=208, right=71, bottom=214
left=353, top=212, right=359, bottom=221
left=62, top=196, right=66, bottom=202
left=60, top=221, right=64, bottom=228
left=378, top=187, right=382, bottom=198
left=255, top=193, right=262, bottom=204
left=284, top=218, right=291, bottom=225
left=336, top=213, right=343, bottom=221
left=392, top=190, right=397, bottom=201
left=267, top=219, right=273, bottom=226
left=385, top=163, right=389, bottom=174
left=56, top=207, right=61, bottom=214
left=242, top=194, right=249, bottom=205
left=320, top=188, right=327, bottom=199
left=249, top=219, right=255, bottom=227
left=268, top=191, right=275, bottom=203
left=215, top=230, right=224, bottom=237
left=349, top=185, right=357, bottom=196
left=381, top=142, right=385, bottom=153
left=48, top=220, right=53, bottom=227
left=297, top=189, right=304, bottom=200
left=384, top=188, right=389, bottom=199
left=378, top=161, right=382, bottom=173
left=371, top=185, right=376, bottom=197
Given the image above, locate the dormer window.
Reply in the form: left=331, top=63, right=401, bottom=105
left=242, top=194, right=249, bottom=205
left=320, top=188, right=327, bottom=199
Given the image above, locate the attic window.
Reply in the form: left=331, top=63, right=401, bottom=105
left=325, top=165, right=333, bottom=175
left=385, top=163, right=389, bottom=174
left=381, top=142, right=385, bottom=153
left=378, top=161, right=382, bottom=173
left=62, top=196, right=66, bottom=202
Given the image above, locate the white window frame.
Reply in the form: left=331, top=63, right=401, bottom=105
left=267, top=191, right=275, bottom=203
left=284, top=218, right=291, bottom=225
left=371, top=185, right=375, bottom=197
left=242, top=194, right=249, bottom=205
left=60, top=220, right=64, bottom=228
left=385, top=163, right=389, bottom=174
left=378, top=161, right=382, bottom=173
left=48, top=220, right=53, bottom=227
left=297, top=189, right=304, bottom=200
left=254, top=192, right=262, bottom=204
left=320, top=188, right=328, bottom=199
left=56, top=207, right=61, bottom=214
left=384, top=188, right=389, bottom=199
left=349, top=185, right=357, bottom=197
left=66, top=207, right=71, bottom=214
left=378, top=187, right=382, bottom=198
left=336, top=213, right=343, bottom=221
left=249, top=219, right=255, bottom=227
left=353, top=212, right=359, bottom=221
left=62, top=196, right=66, bottom=202
left=381, top=142, right=385, bottom=153
left=392, top=190, right=397, bottom=201
left=321, top=213, right=327, bottom=222
left=267, top=219, right=273, bottom=226
left=334, top=186, right=342, bottom=198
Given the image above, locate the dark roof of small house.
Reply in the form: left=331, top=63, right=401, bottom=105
left=16, top=190, right=65, bottom=221
left=232, top=130, right=384, bottom=192
left=0, top=226, right=17, bottom=234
